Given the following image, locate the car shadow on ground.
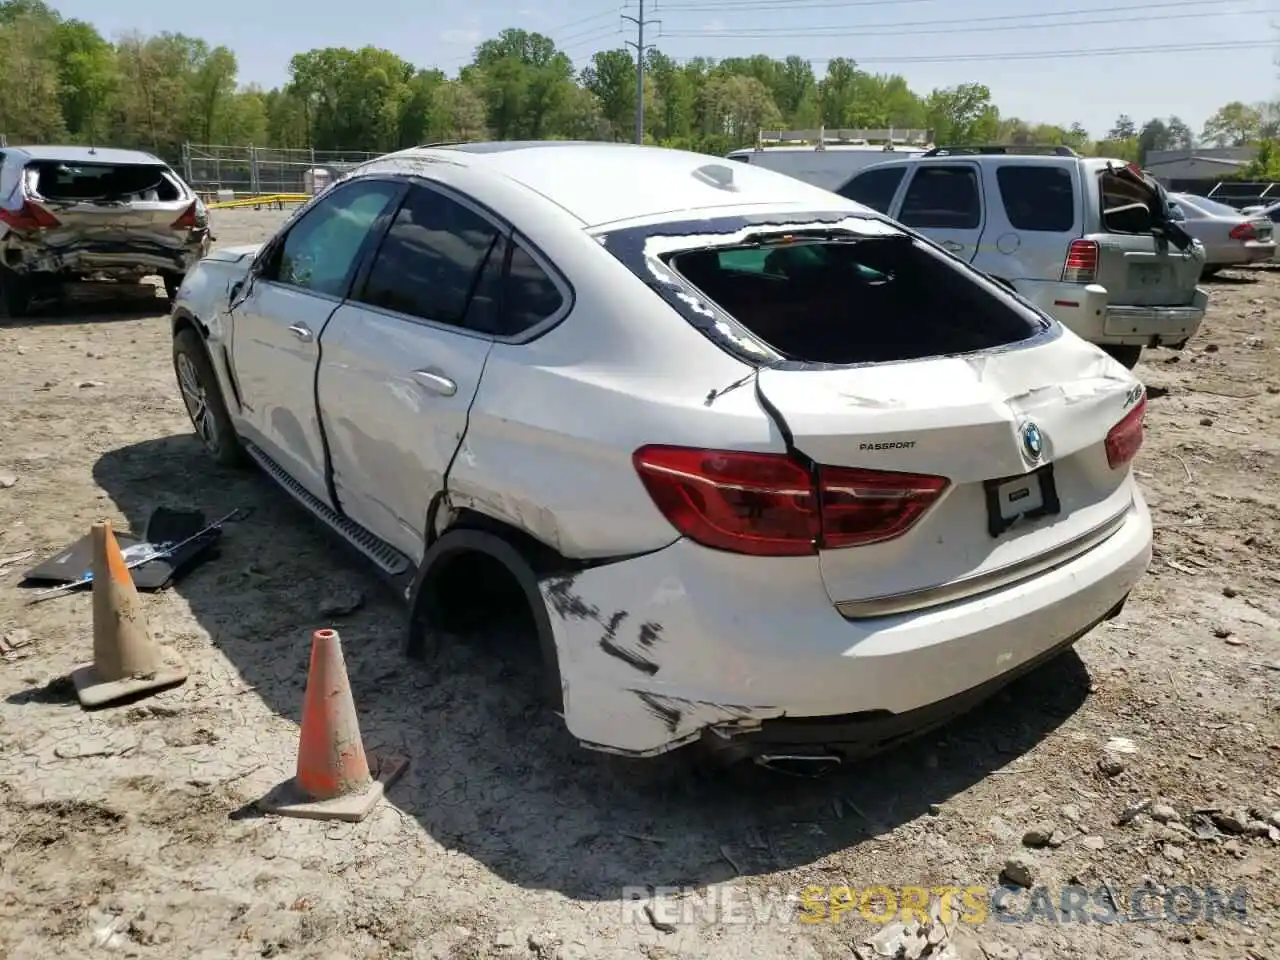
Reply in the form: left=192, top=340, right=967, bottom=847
left=0, top=282, right=169, bottom=328
left=1202, top=271, right=1260, bottom=285
left=67, top=433, right=1092, bottom=900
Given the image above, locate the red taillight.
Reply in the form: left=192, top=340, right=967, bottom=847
left=632, top=445, right=948, bottom=557
left=818, top=465, right=950, bottom=548
left=0, top=200, right=60, bottom=230
left=1105, top=394, right=1146, bottom=469
left=172, top=201, right=199, bottom=229
left=1062, top=239, right=1099, bottom=283
left=1229, top=222, right=1256, bottom=242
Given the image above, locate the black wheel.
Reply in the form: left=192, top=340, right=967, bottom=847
left=173, top=326, right=246, bottom=467
left=161, top=272, right=184, bottom=301
left=0, top=266, right=32, bottom=319
left=1102, top=345, right=1143, bottom=369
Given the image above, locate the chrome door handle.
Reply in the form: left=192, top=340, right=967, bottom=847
left=411, top=370, right=457, bottom=397
left=287, top=322, right=313, bottom=342
left=940, top=240, right=965, bottom=252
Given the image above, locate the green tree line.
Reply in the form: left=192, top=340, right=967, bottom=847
left=2, top=0, right=1277, bottom=172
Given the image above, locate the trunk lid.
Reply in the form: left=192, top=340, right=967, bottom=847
left=757, top=334, right=1141, bottom=607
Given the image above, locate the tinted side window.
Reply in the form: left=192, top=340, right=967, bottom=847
left=995, top=166, right=1075, bottom=232
left=898, top=166, right=981, bottom=230
left=270, top=179, right=402, bottom=297
left=838, top=166, right=906, bottom=214
left=498, top=243, right=565, bottom=336
left=356, top=186, right=500, bottom=326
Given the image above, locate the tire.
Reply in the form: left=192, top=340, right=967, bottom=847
left=173, top=326, right=246, bottom=467
left=161, top=272, right=183, bottom=301
left=0, top=266, right=32, bottom=319
left=1102, top=345, right=1143, bottom=369
left=1200, top=265, right=1221, bottom=280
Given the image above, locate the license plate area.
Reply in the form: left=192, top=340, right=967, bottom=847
left=984, top=465, right=1061, bottom=538
left=1130, top=262, right=1166, bottom=288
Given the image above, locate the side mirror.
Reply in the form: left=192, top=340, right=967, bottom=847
left=228, top=279, right=245, bottom=307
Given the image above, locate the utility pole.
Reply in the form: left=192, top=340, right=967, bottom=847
left=623, top=0, right=660, bottom=144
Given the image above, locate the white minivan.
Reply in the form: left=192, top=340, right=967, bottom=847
left=727, top=142, right=927, bottom=191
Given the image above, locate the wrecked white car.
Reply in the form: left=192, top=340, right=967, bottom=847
left=171, top=142, right=1153, bottom=770
left=0, top=145, right=211, bottom=317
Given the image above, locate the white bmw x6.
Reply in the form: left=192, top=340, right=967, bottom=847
left=171, top=141, right=1152, bottom=770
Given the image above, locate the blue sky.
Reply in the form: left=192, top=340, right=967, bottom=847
left=47, top=0, right=1279, bottom=139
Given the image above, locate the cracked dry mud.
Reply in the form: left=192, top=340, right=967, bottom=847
left=0, top=208, right=1277, bottom=960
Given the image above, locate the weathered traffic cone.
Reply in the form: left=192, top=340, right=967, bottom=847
left=71, top=520, right=189, bottom=708
left=258, top=629, right=408, bottom=822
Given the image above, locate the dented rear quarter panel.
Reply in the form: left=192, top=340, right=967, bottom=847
left=445, top=193, right=795, bottom=560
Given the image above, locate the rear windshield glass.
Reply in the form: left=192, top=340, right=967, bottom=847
left=24, top=161, right=181, bottom=203
left=599, top=214, right=1049, bottom=366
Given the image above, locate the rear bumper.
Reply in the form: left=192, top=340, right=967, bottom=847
left=1, top=233, right=208, bottom=278
left=1017, top=280, right=1207, bottom=349
left=1205, top=241, right=1275, bottom=266
left=1100, top=288, right=1207, bottom=347
left=539, top=493, right=1152, bottom=757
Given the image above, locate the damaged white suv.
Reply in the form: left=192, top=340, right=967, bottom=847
left=0, top=145, right=211, bottom=317
left=171, top=142, right=1153, bottom=770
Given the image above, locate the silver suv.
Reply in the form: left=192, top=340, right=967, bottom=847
left=835, top=146, right=1208, bottom=368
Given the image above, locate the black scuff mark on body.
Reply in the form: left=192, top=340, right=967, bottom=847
left=600, top=639, right=659, bottom=676
left=598, top=611, right=660, bottom=675
left=544, top=575, right=598, bottom=621
left=630, top=690, right=777, bottom=735
left=544, top=576, right=665, bottom=675
left=635, top=692, right=683, bottom=733
left=637, top=622, right=663, bottom=648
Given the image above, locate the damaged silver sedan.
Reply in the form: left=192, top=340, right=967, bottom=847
left=0, top=145, right=211, bottom=318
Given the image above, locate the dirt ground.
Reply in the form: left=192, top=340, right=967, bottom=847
left=0, top=208, right=1277, bottom=960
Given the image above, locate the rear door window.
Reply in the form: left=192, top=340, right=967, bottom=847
left=836, top=166, right=906, bottom=214
left=897, top=166, right=981, bottom=229
left=465, top=236, right=567, bottom=337
left=995, top=165, right=1075, bottom=232
left=354, top=185, right=501, bottom=327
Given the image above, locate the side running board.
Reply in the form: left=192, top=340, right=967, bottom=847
left=242, top=440, right=413, bottom=577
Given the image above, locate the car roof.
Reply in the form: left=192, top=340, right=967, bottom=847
left=366, top=141, right=860, bottom=228
left=4, top=145, right=166, bottom=165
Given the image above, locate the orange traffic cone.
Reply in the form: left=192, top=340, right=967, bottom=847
left=71, top=520, right=188, bottom=708
left=258, top=629, right=408, bottom=822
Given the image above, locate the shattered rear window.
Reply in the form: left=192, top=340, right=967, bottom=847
left=25, top=161, right=182, bottom=203
left=598, top=211, right=1053, bottom=367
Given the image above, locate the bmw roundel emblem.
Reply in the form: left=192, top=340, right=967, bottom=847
left=1021, top=421, right=1045, bottom=461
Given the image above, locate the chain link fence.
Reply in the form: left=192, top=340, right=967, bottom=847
left=181, top=143, right=386, bottom=200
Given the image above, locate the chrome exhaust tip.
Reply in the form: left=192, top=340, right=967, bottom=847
left=754, top=753, right=842, bottom=777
